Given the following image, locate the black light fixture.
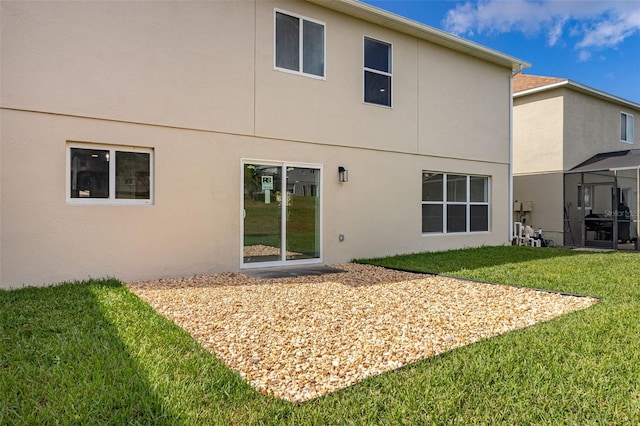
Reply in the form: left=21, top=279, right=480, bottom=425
left=338, top=166, right=348, bottom=183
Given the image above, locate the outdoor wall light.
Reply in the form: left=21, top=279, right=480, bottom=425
left=338, top=166, right=348, bottom=183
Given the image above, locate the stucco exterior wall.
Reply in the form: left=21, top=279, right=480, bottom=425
left=1, top=110, right=509, bottom=288
left=563, top=90, right=640, bottom=169
left=418, top=42, right=511, bottom=163
left=1, top=0, right=514, bottom=288
left=513, top=91, right=564, bottom=174
left=253, top=0, right=512, bottom=160
left=255, top=0, right=420, bottom=152
left=0, top=1, right=256, bottom=135
left=1, top=0, right=512, bottom=162
left=513, top=173, right=564, bottom=244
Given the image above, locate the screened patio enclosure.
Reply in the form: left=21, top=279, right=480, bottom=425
left=564, top=149, right=640, bottom=250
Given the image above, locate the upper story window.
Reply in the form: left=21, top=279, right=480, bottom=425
left=422, top=172, right=489, bottom=234
left=275, top=10, right=325, bottom=78
left=68, top=143, right=153, bottom=204
left=364, top=37, right=392, bottom=107
left=621, top=112, right=634, bottom=143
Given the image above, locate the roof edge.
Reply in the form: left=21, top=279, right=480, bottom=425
left=566, top=149, right=640, bottom=174
left=306, top=0, right=531, bottom=72
left=514, top=79, right=640, bottom=110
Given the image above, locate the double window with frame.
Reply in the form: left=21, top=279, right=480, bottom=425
left=422, top=172, right=489, bottom=233
left=621, top=112, right=634, bottom=143
left=275, top=10, right=325, bottom=78
left=68, top=143, right=153, bottom=204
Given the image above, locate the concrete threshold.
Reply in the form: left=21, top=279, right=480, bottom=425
left=242, top=265, right=346, bottom=279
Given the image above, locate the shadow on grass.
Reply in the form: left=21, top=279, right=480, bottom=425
left=1, top=279, right=282, bottom=424
left=355, top=246, right=586, bottom=275
left=0, top=280, right=178, bottom=424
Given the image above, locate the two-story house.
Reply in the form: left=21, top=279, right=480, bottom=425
left=0, top=0, right=529, bottom=289
left=513, top=74, right=640, bottom=250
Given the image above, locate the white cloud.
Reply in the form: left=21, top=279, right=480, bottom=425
left=578, top=49, right=592, bottom=62
left=443, top=0, right=640, bottom=60
left=577, top=9, right=640, bottom=48
left=547, top=17, right=567, bottom=47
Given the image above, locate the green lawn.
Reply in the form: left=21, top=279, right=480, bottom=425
left=2, top=246, right=639, bottom=424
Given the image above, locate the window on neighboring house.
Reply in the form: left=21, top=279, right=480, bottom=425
left=68, top=144, right=153, bottom=204
left=577, top=185, right=593, bottom=210
left=275, top=10, right=325, bottom=78
left=621, top=112, right=634, bottom=143
left=364, top=37, right=391, bottom=107
left=422, top=172, right=489, bottom=233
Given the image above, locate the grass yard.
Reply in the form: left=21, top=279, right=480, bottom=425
left=1, top=246, right=639, bottom=424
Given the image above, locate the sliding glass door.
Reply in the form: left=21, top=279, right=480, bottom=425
left=242, top=162, right=321, bottom=266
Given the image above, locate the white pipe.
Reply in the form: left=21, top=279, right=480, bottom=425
left=508, top=68, right=521, bottom=243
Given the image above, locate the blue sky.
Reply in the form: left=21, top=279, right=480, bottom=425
left=361, top=0, right=640, bottom=104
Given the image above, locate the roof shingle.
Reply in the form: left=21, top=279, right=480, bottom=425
left=513, top=74, right=566, bottom=93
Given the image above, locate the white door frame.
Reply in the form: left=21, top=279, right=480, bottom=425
left=240, top=158, right=323, bottom=269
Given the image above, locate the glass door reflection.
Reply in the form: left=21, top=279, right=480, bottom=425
left=242, top=162, right=321, bottom=266
left=243, top=164, right=282, bottom=263
left=285, top=167, right=320, bottom=260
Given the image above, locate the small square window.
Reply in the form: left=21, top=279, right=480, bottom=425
left=447, top=205, right=467, bottom=233
left=422, top=204, right=443, bottom=233
left=447, top=174, right=467, bottom=202
left=470, top=176, right=488, bottom=202
left=364, top=71, right=391, bottom=107
left=422, top=173, right=443, bottom=201
left=364, top=38, right=391, bottom=73
left=470, top=205, right=489, bottom=232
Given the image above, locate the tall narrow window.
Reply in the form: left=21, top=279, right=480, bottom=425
left=621, top=112, right=634, bottom=143
left=364, top=37, right=392, bottom=107
left=422, top=172, right=489, bottom=233
left=422, top=173, right=444, bottom=233
left=577, top=185, right=593, bottom=210
left=469, top=176, right=489, bottom=232
left=275, top=10, right=325, bottom=78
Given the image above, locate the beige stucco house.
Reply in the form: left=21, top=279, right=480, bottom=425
left=0, top=0, right=529, bottom=289
left=513, top=74, right=640, bottom=249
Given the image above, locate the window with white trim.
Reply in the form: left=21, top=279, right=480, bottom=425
left=577, top=184, right=593, bottom=210
left=364, top=37, right=392, bottom=107
left=275, top=10, right=325, bottom=78
left=422, top=172, right=489, bottom=233
left=621, top=112, right=634, bottom=143
left=68, top=143, right=153, bottom=204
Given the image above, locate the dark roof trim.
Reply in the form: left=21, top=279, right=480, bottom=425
left=567, top=149, right=640, bottom=174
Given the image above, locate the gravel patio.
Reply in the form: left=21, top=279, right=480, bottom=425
left=127, top=263, right=597, bottom=402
